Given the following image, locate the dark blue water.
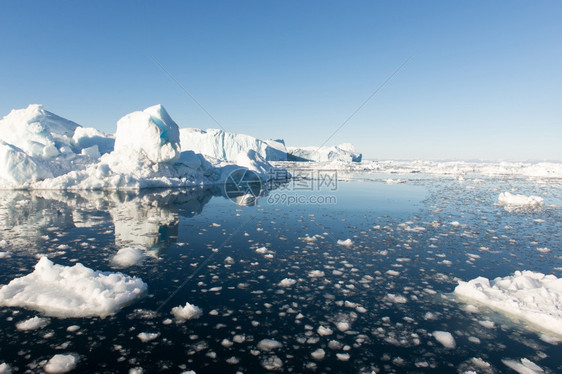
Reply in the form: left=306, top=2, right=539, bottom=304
left=0, top=175, right=560, bottom=373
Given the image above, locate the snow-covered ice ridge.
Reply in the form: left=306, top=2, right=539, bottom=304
left=0, top=104, right=283, bottom=189
left=455, top=271, right=562, bottom=336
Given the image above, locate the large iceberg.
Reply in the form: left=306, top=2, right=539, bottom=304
left=179, top=128, right=287, bottom=161
left=287, top=143, right=362, bottom=162
left=0, top=104, right=281, bottom=190
left=114, top=104, right=181, bottom=164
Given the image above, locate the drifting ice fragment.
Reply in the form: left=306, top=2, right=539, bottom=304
left=0, top=257, right=147, bottom=318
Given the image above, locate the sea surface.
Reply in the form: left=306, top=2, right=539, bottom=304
left=0, top=172, right=561, bottom=373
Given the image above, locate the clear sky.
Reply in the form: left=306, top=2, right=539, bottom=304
left=1, top=1, right=561, bottom=161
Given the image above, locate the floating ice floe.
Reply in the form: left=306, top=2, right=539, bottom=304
left=287, top=143, right=362, bottom=162
left=497, top=192, right=544, bottom=212
left=111, top=247, right=146, bottom=268
left=0, top=257, right=147, bottom=318
left=171, top=302, right=203, bottom=321
left=0, top=363, right=11, bottom=374
left=16, top=316, right=49, bottom=331
left=44, top=354, right=78, bottom=374
left=455, top=271, right=562, bottom=335
left=501, top=358, right=545, bottom=374
left=336, top=238, right=354, bottom=247
left=432, top=331, right=456, bottom=349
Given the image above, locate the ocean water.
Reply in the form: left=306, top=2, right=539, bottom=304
left=0, top=173, right=560, bottom=373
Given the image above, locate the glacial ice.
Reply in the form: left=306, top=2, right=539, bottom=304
left=179, top=128, right=287, bottom=161
left=0, top=105, right=281, bottom=189
left=287, top=143, right=362, bottom=162
left=0, top=257, right=147, bottom=318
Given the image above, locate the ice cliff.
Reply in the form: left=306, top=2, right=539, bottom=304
left=287, top=143, right=362, bottom=162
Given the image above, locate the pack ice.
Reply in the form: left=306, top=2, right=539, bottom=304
left=0, top=104, right=280, bottom=189
left=0, top=257, right=147, bottom=318
left=455, top=271, right=562, bottom=335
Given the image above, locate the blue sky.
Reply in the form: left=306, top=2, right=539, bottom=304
left=1, top=1, right=560, bottom=161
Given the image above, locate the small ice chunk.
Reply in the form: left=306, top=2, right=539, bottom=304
left=171, top=302, right=202, bottom=321
left=16, top=316, right=49, bottom=331
left=336, top=353, right=350, bottom=361
left=111, top=247, right=145, bottom=268
left=311, top=348, right=325, bottom=360
left=255, top=247, right=267, bottom=254
left=337, top=239, right=353, bottom=247
left=502, top=358, right=544, bottom=374
left=433, top=331, right=456, bottom=349
left=0, top=363, right=12, bottom=374
left=66, top=325, right=80, bottom=332
left=308, top=270, right=325, bottom=278
left=498, top=192, right=544, bottom=212
left=44, top=354, right=78, bottom=373
left=257, top=339, right=283, bottom=351
left=137, top=332, right=159, bottom=343
left=384, top=293, right=407, bottom=304
left=278, top=278, right=297, bottom=287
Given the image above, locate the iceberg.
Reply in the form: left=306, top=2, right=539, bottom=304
left=287, top=143, right=362, bottom=162
left=0, top=104, right=283, bottom=190
left=179, top=128, right=287, bottom=161
left=454, top=271, right=562, bottom=335
left=0, top=257, right=147, bottom=318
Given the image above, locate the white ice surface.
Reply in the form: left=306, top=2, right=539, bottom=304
left=0, top=257, right=147, bottom=318
left=455, top=271, right=562, bottom=335
left=180, top=128, right=286, bottom=161
left=0, top=363, right=11, bottom=374
left=432, top=330, right=456, bottom=349
left=502, top=358, right=545, bottom=374
left=111, top=247, right=146, bottom=268
left=287, top=143, right=362, bottom=162
left=171, top=302, right=202, bottom=321
left=16, top=316, right=49, bottom=331
left=498, top=192, right=544, bottom=212
left=44, top=354, right=78, bottom=374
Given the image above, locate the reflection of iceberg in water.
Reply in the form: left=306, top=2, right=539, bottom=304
left=0, top=188, right=216, bottom=255
left=109, top=188, right=213, bottom=255
left=0, top=191, right=76, bottom=252
left=0, top=183, right=283, bottom=255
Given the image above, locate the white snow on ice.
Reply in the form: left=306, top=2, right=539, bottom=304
left=111, top=247, right=146, bottom=268
left=498, top=192, right=544, bottom=212
left=44, top=354, right=78, bottom=374
left=432, top=330, right=456, bottom=349
left=455, top=271, right=562, bottom=335
left=0, top=257, right=147, bottom=318
left=171, top=302, right=203, bottom=321
left=15, top=316, right=49, bottom=331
